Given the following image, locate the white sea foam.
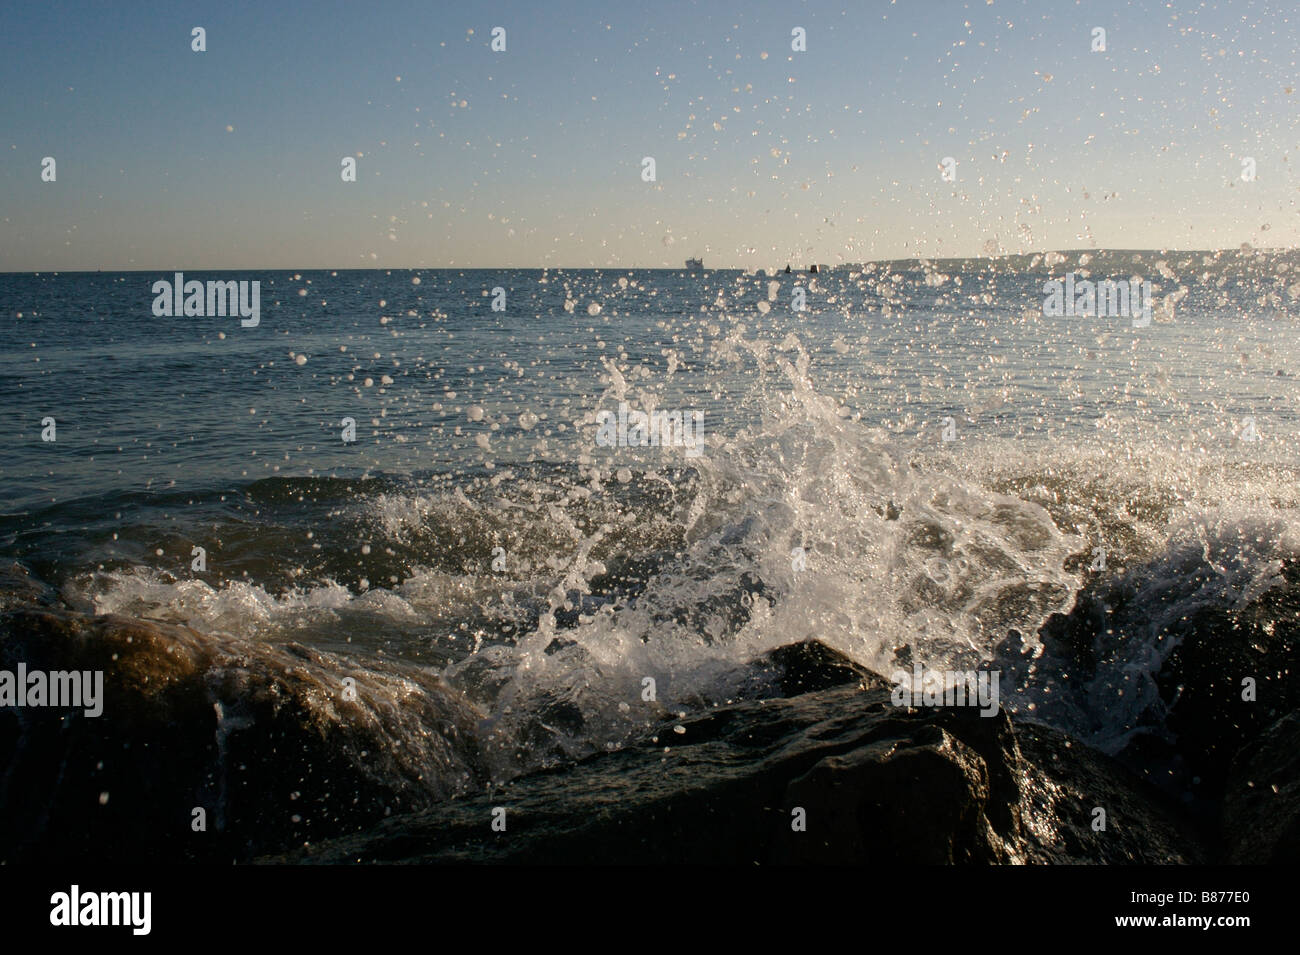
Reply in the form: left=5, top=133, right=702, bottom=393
left=64, top=329, right=1300, bottom=778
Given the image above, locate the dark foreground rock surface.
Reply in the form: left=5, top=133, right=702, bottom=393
left=1034, top=553, right=1300, bottom=860
left=0, top=606, right=486, bottom=863
left=1, top=557, right=1288, bottom=865
left=277, top=648, right=1203, bottom=865
left=1222, top=711, right=1300, bottom=863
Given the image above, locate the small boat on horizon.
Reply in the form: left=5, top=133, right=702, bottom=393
left=685, top=257, right=703, bottom=271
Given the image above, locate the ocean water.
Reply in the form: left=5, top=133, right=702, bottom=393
left=2, top=254, right=1298, bottom=786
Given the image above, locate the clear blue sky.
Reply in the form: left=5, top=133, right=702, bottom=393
left=1, top=0, right=1296, bottom=269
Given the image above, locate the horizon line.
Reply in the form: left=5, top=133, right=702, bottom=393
left=4, top=245, right=1297, bottom=276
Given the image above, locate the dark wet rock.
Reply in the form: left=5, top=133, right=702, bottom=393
left=0, top=607, right=486, bottom=863
left=0, top=563, right=1224, bottom=868
left=1013, top=723, right=1202, bottom=863
left=755, top=640, right=890, bottom=696
left=0, top=561, right=62, bottom=612
left=1222, top=711, right=1300, bottom=863
left=1154, top=561, right=1300, bottom=796
left=275, top=665, right=1203, bottom=865
left=452, top=638, right=888, bottom=782
left=1033, top=556, right=1300, bottom=811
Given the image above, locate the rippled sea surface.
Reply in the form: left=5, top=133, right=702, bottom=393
left=2, top=254, right=1298, bottom=778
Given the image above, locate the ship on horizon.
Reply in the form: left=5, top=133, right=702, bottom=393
left=685, top=257, right=703, bottom=271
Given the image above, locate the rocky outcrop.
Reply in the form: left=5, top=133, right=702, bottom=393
left=276, top=654, right=1203, bottom=865
left=1155, top=559, right=1300, bottom=796
left=1036, top=553, right=1300, bottom=861
left=0, top=557, right=1285, bottom=865
left=0, top=606, right=486, bottom=863
left=1222, top=712, right=1300, bottom=863
left=0, top=561, right=61, bottom=612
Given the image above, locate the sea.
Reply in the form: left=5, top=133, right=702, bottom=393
left=1, top=252, right=1298, bottom=792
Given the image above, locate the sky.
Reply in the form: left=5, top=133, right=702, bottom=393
left=1, top=0, right=1296, bottom=270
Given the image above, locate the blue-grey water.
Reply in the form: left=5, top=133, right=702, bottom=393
left=1, top=255, right=1298, bottom=780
